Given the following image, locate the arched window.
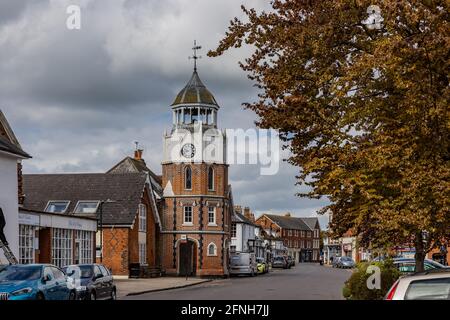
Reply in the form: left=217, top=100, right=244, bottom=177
left=207, top=243, right=217, bottom=256
left=184, top=166, right=192, bottom=190
left=207, top=167, right=214, bottom=191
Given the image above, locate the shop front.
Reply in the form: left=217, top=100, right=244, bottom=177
left=18, top=208, right=97, bottom=267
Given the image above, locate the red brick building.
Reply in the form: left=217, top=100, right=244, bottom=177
left=159, top=68, right=233, bottom=277
left=256, top=213, right=321, bottom=263
left=22, top=173, right=160, bottom=276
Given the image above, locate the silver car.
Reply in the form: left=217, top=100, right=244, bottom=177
left=385, top=269, right=450, bottom=300
left=335, top=256, right=355, bottom=268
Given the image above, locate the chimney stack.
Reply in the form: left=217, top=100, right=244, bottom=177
left=134, top=149, right=143, bottom=161
left=285, top=212, right=291, bottom=217
left=234, top=205, right=242, bottom=214
left=244, top=206, right=255, bottom=222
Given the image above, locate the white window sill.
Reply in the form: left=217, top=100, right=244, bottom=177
left=182, top=223, right=194, bottom=226
left=208, top=223, right=217, bottom=226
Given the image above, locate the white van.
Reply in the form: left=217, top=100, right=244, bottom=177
left=230, top=252, right=257, bottom=276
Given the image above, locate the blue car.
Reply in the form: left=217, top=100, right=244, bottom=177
left=0, top=264, right=76, bottom=300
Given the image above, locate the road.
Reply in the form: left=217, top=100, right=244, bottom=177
left=123, top=263, right=351, bottom=300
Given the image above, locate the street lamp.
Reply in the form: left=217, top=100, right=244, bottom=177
left=98, top=199, right=116, bottom=263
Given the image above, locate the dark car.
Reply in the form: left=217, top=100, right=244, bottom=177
left=286, top=256, right=295, bottom=268
left=272, top=256, right=289, bottom=269
left=393, top=258, right=447, bottom=274
left=63, top=264, right=116, bottom=300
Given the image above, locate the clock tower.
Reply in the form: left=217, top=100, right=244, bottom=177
left=160, top=43, right=231, bottom=277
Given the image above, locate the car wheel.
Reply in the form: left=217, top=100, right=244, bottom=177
left=90, top=291, right=96, bottom=301
left=110, top=289, right=117, bottom=300
left=36, top=292, right=45, bottom=301
left=69, top=291, right=77, bottom=300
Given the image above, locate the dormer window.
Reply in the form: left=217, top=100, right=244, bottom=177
left=45, top=201, right=70, bottom=213
left=74, top=201, right=100, bottom=214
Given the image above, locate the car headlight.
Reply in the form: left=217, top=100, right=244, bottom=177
left=11, top=287, right=33, bottom=296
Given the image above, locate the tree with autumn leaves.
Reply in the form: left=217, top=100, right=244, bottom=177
left=210, top=0, right=449, bottom=271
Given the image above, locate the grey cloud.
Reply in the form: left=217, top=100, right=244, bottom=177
left=1, top=0, right=327, bottom=226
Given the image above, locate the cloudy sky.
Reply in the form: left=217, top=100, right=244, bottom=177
left=0, top=0, right=329, bottom=227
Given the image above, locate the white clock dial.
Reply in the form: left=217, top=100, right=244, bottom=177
left=181, top=143, right=196, bottom=158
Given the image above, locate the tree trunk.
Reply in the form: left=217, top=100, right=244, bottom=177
left=414, top=232, right=426, bottom=273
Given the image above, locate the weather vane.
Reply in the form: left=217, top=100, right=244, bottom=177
left=189, top=40, right=202, bottom=71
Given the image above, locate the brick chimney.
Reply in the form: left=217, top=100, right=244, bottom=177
left=285, top=212, right=291, bottom=217
left=134, top=149, right=144, bottom=161
left=244, top=207, right=255, bottom=222
left=234, top=205, right=242, bottom=214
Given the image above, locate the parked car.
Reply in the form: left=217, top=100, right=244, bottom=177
left=287, top=256, right=295, bottom=268
left=393, top=258, right=446, bottom=274
left=332, top=256, right=341, bottom=268
left=230, top=252, right=257, bottom=276
left=272, top=256, right=289, bottom=269
left=63, top=264, right=116, bottom=300
left=335, top=256, right=355, bottom=268
left=0, top=264, right=76, bottom=300
left=385, top=269, right=450, bottom=300
left=256, top=258, right=268, bottom=274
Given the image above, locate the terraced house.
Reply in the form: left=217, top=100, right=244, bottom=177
left=255, top=213, right=321, bottom=263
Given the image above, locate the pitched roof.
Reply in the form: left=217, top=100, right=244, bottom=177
left=23, top=173, right=148, bottom=226
left=301, top=217, right=320, bottom=231
left=263, top=214, right=312, bottom=231
left=171, top=71, right=218, bottom=106
left=232, top=211, right=255, bottom=226
left=0, top=135, right=31, bottom=158
left=107, top=157, right=163, bottom=198
left=0, top=110, right=31, bottom=158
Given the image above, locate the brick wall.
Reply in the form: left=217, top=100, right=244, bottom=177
left=161, top=162, right=231, bottom=276
left=102, top=227, right=130, bottom=275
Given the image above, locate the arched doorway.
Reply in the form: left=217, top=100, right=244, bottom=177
left=178, top=239, right=197, bottom=276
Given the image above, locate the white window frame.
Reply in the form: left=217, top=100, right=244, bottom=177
left=207, top=242, right=217, bottom=256
left=19, top=225, right=35, bottom=264
left=231, top=223, right=237, bottom=238
left=183, top=206, right=193, bottom=225
left=74, top=200, right=100, bottom=214
left=45, top=200, right=70, bottom=213
left=139, top=242, right=147, bottom=265
left=207, top=206, right=216, bottom=225
left=52, top=228, right=73, bottom=268
left=75, top=230, right=93, bottom=264
left=139, top=204, right=147, bottom=232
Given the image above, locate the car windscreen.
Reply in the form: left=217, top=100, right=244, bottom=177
left=63, top=265, right=94, bottom=278
left=341, top=257, right=352, bottom=261
left=274, top=257, right=284, bottom=261
left=231, top=255, right=250, bottom=266
left=0, top=265, right=41, bottom=281
left=405, top=277, right=450, bottom=300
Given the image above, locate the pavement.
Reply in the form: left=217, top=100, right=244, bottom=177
left=122, top=263, right=352, bottom=300
left=115, top=277, right=212, bottom=299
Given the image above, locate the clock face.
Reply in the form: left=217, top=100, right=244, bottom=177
left=181, top=143, right=196, bottom=158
